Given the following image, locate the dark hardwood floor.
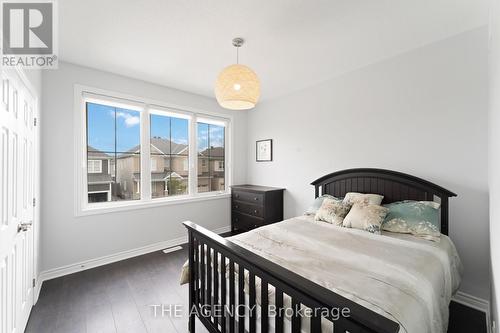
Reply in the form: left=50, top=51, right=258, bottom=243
left=26, top=246, right=487, bottom=333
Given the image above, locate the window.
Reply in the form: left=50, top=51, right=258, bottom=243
left=87, top=101, right=141, bottom=203
left=150, top=158, right=157, bottom=172
left=197, top=121, right=225, bottom=193
left=87, top=160, right=102, bottom=173
left=150, top=111, right=189, bottom=198
left=77, top=88, right=231, bottom=214
left=216, top=161, right=224, bottom=171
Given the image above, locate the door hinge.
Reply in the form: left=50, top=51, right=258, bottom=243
left=32, top=278, right=36, bottom=288
left=34, top=117, right=37, bottom=127
left=33, top=198, right=36, bottom=207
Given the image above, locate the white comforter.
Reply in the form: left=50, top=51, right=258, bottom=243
left=183, top=215, right=462, bottom=333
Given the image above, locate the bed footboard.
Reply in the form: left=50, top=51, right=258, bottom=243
left=183, top=221, right=399, bottom=333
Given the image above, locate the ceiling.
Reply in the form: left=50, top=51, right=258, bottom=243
left=59, top=0, right=489, bottom=101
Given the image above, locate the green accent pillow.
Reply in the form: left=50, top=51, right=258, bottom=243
left=382, top=200, right=441, bottom=241
left=305, top=194, right=341, bottom=216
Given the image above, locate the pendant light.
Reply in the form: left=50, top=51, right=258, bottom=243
left=215, top=38, right=260, bottom=110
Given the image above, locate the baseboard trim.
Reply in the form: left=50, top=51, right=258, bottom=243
left=34, top=280, right=42, bottom=304
left=37, top=225, right=231, bottom=287
left=452, top=291, right=491, bottom=333
left=453, top=291, right=490, bottom=313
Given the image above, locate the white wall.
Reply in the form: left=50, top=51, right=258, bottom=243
left=41, top=62, right=247, bottom=272
left=247, top=27, right=490, bottom=300
left=489, top=0, right=500, bottom=329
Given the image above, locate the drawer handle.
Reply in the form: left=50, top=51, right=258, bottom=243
left=235, top=194, right=239, bottom=198
left=254, top=197, right=258, bottom=201
left=235, top=205, right=239, bottom=209
left=254, top=210, right=258, bottom=214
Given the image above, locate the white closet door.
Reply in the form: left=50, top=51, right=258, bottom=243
left=0, top=69, right=36, bottom=333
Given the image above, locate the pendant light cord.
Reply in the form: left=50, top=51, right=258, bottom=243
left=236, top=46, right=239, bottom=64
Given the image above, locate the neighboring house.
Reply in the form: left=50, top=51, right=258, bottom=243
left=87, top=146, right=113, bottom=202
left=115, top=138, right=225, bottom=197
left=117, top=138, right=190, bottom=198
left=198, top=146, right=225, bottom=192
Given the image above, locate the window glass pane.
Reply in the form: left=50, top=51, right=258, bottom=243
left=150, top=114, right=170, bottom=141
left=197, top=122, right=225, bottom=193
left=167, top=174, right=188, bottom=196
left=116, top=108, right=141, bottom=153
left=170, top=155, right=188, bottom=196
left=197, top=123, right=209, bottom=152
left=87, top=150, right=112, bottom=203
left=87, top=103, right=115, bottom=152
left=115, top=153, right=141, bottom=201
left=150, top=113, right=189, bottom=198
left=150, top=154, right=169, bottom=198
left=209, top=125, right=225, bottom=149
left=171, top=117, right=189, bottom=155
left=86, top=101, right=141, bottom=204
left=197, top=123, right=209, bottom=193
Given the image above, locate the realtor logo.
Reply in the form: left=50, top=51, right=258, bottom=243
left=1, top=0, right=58, bottom=68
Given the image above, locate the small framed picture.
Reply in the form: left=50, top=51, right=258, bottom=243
left=256, top=139, right=273, bottom=162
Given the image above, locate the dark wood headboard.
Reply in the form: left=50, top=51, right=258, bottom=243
left=311, top=168, right=457, bottom=235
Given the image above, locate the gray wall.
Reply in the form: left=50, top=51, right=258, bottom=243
left=489, top=0, right=500, bottom=329
left=41, top=62, right=247, bottom=271
left=246, top=27, right=490, bottom=300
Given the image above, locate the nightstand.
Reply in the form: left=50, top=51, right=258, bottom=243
left=230, top=185, right=285, bottom=233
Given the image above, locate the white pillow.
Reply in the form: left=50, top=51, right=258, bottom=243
left=314, top=198, right=352, bottom=226
left=343, top=192, right=383, bottom=206
left=342, top=203, right=389, bottom=234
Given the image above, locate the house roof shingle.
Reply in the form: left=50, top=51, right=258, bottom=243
left=125, top=138, right=188, bottom=155
left=199, top=146, right=224, bottom=158
left=87, top=146, right=112, bottom=159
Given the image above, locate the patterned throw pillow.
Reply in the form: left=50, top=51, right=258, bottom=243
left=342, top=203, right=389, bottom=234
left=314, top=198, right=352, bottom=226
left=305, top=194, right=338, bottom=215
left=343, top=192, right=384, bottom=206
left=382, top=201, right=441, bottom=241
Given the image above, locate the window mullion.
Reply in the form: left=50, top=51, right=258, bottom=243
left=141, top=106, right=152, bottom=201
left=189, top=116, right=197, bottom=195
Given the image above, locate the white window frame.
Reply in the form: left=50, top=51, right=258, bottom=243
left=215, top=160, right=224, bottom=171
left=74, top=85, right=233, bottom=216
left=150, top=157, right=157, bottom=172
left=87, top=160, right=102, bottom=173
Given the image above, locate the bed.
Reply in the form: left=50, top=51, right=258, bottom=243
left=182, top=168, right=461, bottom=333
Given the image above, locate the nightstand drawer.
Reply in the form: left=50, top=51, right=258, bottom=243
left=232, top=212, right=264, bottom=232
left=232, top=190, right=264, bottom=205
left=232, top=201, right=264, bottom=218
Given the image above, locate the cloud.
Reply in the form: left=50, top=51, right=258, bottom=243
left=173, top=138, right=188, bottom=145
left=115, top=111, right=140, bottom=127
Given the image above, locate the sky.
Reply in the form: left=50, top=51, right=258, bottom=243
left=87, top=102, right=224, bottom=154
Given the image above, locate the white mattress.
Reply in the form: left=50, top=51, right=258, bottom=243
left=190, top=215, right=463, bottom=333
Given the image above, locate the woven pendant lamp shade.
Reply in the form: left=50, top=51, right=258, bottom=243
left=215, top=64, right=260, bottom=110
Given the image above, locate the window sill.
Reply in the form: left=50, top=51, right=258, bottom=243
left=76, top=192, right=231, bottom=217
